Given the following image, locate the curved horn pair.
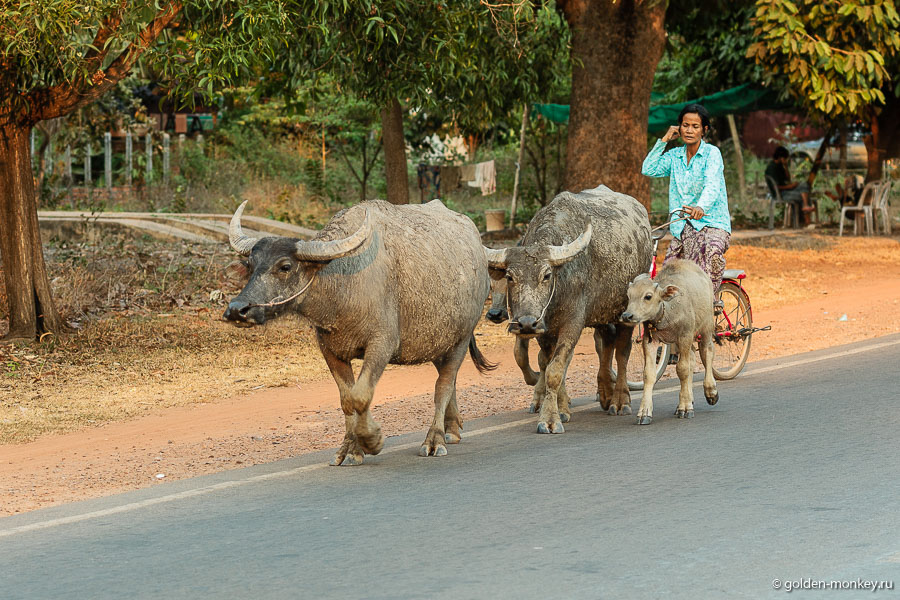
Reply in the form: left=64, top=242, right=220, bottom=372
left=483, top=223, right=592, bottom=269
left=229, top=201, right=372, bottom=261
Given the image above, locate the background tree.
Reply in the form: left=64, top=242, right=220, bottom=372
left=748, top=0, right=900, bottom=181
left=0, top=1, right=287, bottom=341
left=556, top=0, right=667, bottom=207
left=278, top=1, right=567, bottom=204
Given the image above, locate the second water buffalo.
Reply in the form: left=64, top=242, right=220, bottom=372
left=483, top=185, right=651, bottom=433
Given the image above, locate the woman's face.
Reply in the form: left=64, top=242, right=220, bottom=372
left=679, top=112, right=705, bottom=144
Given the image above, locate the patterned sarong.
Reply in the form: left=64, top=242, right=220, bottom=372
left=663, top=222, right=731, bottom=290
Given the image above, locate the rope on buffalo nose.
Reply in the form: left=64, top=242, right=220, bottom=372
left=246, top=274, right=317, bottom=309
left=510, top=277, right=556, bottom=329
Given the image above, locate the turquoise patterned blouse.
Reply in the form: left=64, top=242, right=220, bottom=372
left=641, top=139, right=731, bottom=238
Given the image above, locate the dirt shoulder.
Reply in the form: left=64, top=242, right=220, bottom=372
left=2, top=232, right=899, bottom=516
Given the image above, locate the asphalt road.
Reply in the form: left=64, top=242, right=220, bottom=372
left=2, top=335, right=900, bottom=599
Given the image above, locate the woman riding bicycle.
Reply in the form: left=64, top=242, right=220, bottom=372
left=641, top=103, right=732, bottom=293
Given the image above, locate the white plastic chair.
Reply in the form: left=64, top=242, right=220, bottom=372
left=873, top=179, right=892, bottom=235
left=839, top=181, right=877, bottom=236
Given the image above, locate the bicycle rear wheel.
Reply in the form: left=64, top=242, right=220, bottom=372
left=712, top=281, right=752, bottom=380
left=611, top=324, right=670, bottom=391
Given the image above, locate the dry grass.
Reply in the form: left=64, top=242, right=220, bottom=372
left=1, top=229, right=898, bottom=445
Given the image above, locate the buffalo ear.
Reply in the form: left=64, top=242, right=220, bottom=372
left=661, top=285, right=680, bottom=300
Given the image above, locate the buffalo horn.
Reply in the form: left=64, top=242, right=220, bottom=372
left=483, top=247, right=509, bottom=269
left=547, top=223, right=592, bottom=266
left=294, top=209, right=372, bottom=261
left=229, top=200, right=259, bottom=256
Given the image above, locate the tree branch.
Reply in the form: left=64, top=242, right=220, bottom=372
left=28, top=2, right=183, bottom=122
left=82, top=1, right=129, bottom=76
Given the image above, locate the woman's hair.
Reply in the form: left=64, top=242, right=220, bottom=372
left=678, top=103, right=711, bottom=130
left=773, top=146, right=790, bottom=160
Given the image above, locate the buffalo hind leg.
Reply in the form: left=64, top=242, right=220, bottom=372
left=595, top=326, right=631, bottom=414
left=421, top=339, right=469, bottom=457
left=320, top=342, right=366, bottom=466
left=444, top=390, right=463, bottom=444
left=698, top=331, right=719, bottom=405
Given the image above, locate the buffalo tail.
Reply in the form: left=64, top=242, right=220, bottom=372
left=468, top=337, right=498, bottom=374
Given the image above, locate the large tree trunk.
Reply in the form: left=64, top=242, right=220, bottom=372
left=380, top=97, right=409, bottom=205
left=0, top=121, right=65, bottom=340
left=560, top=0, right=667, bottom=209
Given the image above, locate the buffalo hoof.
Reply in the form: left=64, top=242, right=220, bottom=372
left=675, top=409, right=694, bottom=419
left=331, top=452, right=363, bottom=466
left=444, top=432, right=461, bottom=444
left=537, top=420, right=564, bottom=434
left=527, top=401, right=539, bottom=414
left=607, top=405, right=618, bottom=416
left=419, top=443, right=447, bottom=457
left=560, top=412, right=571, bottom=423
left=636, top=415, right=652, bottom=425
left=706, top=392, right=719, bottom=406
left=616, top=405, right=632, bottom=416
left=597, top=394, right=612, bottom=411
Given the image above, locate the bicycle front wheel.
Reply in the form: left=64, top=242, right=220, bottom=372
left=611, top=324, right=670, bottom=391
left=712, top=281, right=752, bottom=380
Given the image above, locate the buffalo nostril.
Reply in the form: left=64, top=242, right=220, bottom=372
left=517, top=316, right=538, bottom=332
left=225, top=300, right=251, bottom=321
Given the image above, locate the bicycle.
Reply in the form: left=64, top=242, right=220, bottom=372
left=612, top=210, right=767, bottom=390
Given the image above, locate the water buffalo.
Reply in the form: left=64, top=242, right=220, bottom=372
left=621, top=258, right=719, bottom=425
left=483, top=185, right=651, bottom=433
left=225, top=199, right=495, bottom=465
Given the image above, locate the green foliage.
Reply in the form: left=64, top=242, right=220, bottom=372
left=747, top=0, right=900, bottom=119
left=0, top=1, right=289, bottom=122
left=655, top=1, right=762, bottom=103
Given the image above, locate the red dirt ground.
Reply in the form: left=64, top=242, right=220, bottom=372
left=2, top=233, right=899, bottom=516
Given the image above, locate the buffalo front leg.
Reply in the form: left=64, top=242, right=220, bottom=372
left=527, top=342, right=550, bottom=414
left=636, top=328, right=657, bottom=425
left=698, top=332, right=719, bottom=405
left=674, top=339, right=695, bottom=419
left=421, top=339, right=469, bottom=457
left=319, top=343, right=366, bottom=466
left=345, top=343, right=392, bottom=458
left=536, top=330, right=577, bottom=434
left=514, top=337, right=539, bottom=386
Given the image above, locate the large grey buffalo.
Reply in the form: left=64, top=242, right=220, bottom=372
left=484, top=185, right=651, bottom=433
left=224, top=199, right=495, bottom=465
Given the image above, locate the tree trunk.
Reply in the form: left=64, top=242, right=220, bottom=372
left=806, top=128, right=834, bottom=188
left=380, top=97, right=409, bottom=205
left=0, top=121, right=65, bottom=340
left=560, top=0, right=667, bottom=210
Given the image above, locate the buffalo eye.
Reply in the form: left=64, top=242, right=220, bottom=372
left=542, top=272, right=552, bottom=281
left=506, top=274, right=513, bottom=282
left=278, top=262, right=293, bottom=273
left=644, top=293, right=653, bottom=301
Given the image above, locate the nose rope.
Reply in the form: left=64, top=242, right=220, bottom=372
left=247, top=274, right=317, bottom=309
left=509, top=277, right=556, bottom=329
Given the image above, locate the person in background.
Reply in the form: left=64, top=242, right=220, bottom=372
left=765, top=146, right=815, bottom=223
left=642, top=103, right=732, bottom=295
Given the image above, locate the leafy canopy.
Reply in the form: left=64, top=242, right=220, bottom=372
left=747, top=0, right=900, bottom=118
left=0, top=1, right=289, bottom=123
